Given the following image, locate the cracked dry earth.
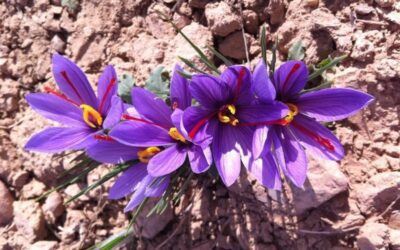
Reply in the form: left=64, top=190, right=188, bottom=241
left=0, top=0, right=400, bottom=249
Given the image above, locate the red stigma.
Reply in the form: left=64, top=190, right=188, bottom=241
left=282, top=63, right=301, bottom=92
left=94, top=134, right=114, bottom=141
left=44, top=86, right=79, bottom=106
left=61, top=70, right=84, bottom=103
left=291, top=122, right=335, bottom=152
left=122, top=114, right=168, bottom=129
left=188, top=112, right=217, bottom=139
left=98, top=77, right=116, bottom=113
left=233, top=68, right=246, bottom=104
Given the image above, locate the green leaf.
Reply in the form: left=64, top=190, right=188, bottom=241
left=308, top=55, right=347, bottom=81
left=118, top=74, right=135, bottom=103
left=207, top=46, right=233, bottom=66
left=156, top=10, right=220, bottom=74
left=64, top=162, right=136, bottom=204
left=270, top=38, right=278, bottom=73
left=145, top=66, right=170, bottom=100
left=287, top=41, right=305, bottom=60
left=178, top=56, right=207, bottom=74
left=261, top=25, right=267, bottom=65
left=87, top=227, right=134, bottom=250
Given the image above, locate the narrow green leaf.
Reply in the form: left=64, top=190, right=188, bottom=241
left=287, top=40, right=305, bottom=60
left=207, top=46, right=233, bottom=66
left=261, top=25, right=267, bottom=65
left=308, top=55, right=347, bottom=81
left=178, top=56, right=207, bottom=74
left=177, top=70, right=192, bottom=79
left=118, top=74, right=135, bottom=103
left=270, top=38, right=278, bottom=73
left=173, top=172, right=193, bottom=205
left=87, top=227, right=134, bottom=250
left=157, top=10, right=220, bottom=74
left=64, top=162, right=135, bottom=204
left=145, top=66, right=170, bottom=99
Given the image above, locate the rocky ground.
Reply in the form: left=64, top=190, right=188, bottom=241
left=0, top=0, right=399, bottom=249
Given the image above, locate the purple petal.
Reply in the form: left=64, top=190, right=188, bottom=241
left=26, top=93, right=85, bottom=127
left=97, top=65, right=118, bottom=116
left=85, top=136, right=138, bottom=164
left=274, top=60, right=308, bottom=98
left=131, top=87, right=173, bottom=127
left=25, top=127, right=92, bottom=153
left=124, top=175, right=154, bottom=212
left=170, top=64, right=191, bottom=109
left=103, top=96, right=123, bottom=129
left=220, top=65, right=252, bottom=105
left=232, top=125, right=253, bottom=169
left=249, top=153, right=282, bottom=190
left=109, top=163, right=147, bottom=200
left=147, top=144, right=187, bottom=176
left=290, top=114, right=344, bottom=160
left=212, top=126, right=241, bottom=186
left=110, top=120, right=174, bottom=147
left=145, top=176, right=170, bottom=197
left=296, top=88, right=374, bottom=122
left=237, top=101, right=288, bottom=124
left=189, top=74, right=231, bottom=109
left=252, top=126, right=270, bottom=159
left=182, top=106, right=217, bottom=148
left=277, top=127, right=307, bottom=187
left=252, top=59, right=276, bottom=101
left=52, top=53, right=97, bottom=107
left=171, top=108, right=188, bottom=138
left=188, top=145, right=211, bottom=173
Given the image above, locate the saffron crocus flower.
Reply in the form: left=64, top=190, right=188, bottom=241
left=85, top=134, right=169, bottom=213
left=250, top=60, right=374, bottom=189
left=183, top=66, right=288, bottom=186
left=25, top=54, right=118, bottom=153
left=110, top=65, right=212, bottom=177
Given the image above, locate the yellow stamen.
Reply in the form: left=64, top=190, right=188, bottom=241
left=137, top=147, right=161, bottom=163
left=168, top=127, right=186, bottom=143
left=226, top=104, right=236, bottom=115
left=282, top=103, right=299, bottom=125
left=218, top=113, right=231, bottom=123
left=80, top=104, right=103, bottom=128
left=230, top=118, right=239, bottom=126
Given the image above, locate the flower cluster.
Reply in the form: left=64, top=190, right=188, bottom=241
left=25, top=54, right=373, bottom=212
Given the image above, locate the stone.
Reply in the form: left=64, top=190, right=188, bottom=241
left=386, top=11, right=400, bottom=25
left=356, top=172, right=400, bottom=215
left=375, top=0, right=395, bottom=8
left=50, top=34, right=66, bottom=53
left=136, top=199, right=174, bottom=239
left=43, top=192, right=65, bottom=222
left=357, top=221, right=390, bottom=250
left=31, top=241, right=58, bottom=250
left=305, top=0, right=319, bottom=8
left=267, top=0, right=286, bottom=25
left=21, top=179, right=46, bottom=199
left=243, top=10, right=259, bottom=34
left=218, top=31, right=251, bottom=60
left=0, top=180, right=14, bottom=226
left=13, top=200, right=47, bottom=242
left=351, top=35, right=375, bottom=62
left=205, top=2, right=241, bottom=37
left=292, top=158, right=348, bottom=214
left=389, top=211, right=400, bottom=230
left=188, top=0, right=210, bottom=9
left=390, top=229, right=400, bottom=250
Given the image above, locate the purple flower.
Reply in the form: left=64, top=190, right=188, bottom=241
left=182, top=66, right=288, bottom=186
left=85, top=136, right=169, bottom=212
left=25, top=54, right=119, bottom=153
left=109, top=65, right=212, bottom=177
left=250, top=60, right=374, bottom=189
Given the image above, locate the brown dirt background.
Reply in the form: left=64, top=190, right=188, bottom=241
left=1, top=0, right=400, bottom=249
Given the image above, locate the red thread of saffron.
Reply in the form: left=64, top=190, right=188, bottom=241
left=232, top=68, right=246, bottom=104
left=94, top=134, right=114, bottom=141
left=188, top=112, right=217, bottom=139
left=61, top=70, right=85, bottom=103
left=291, top=122, right=335, bottom=152
left=281, top=63, right=300, bottom=93
left=44, top=86, right=80, bottom=106
left=98, top=77, right=116, bottom=113
left=121, top=114, right=168, bottom=129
